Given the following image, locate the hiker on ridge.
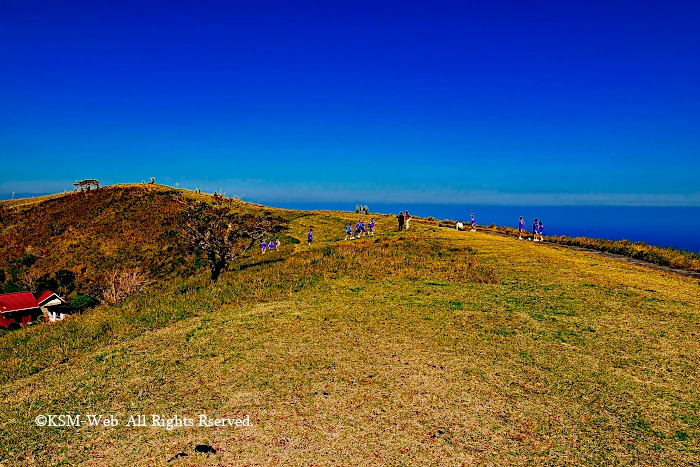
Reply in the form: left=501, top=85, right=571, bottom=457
left=518, top=216, right=525, bottom=240
left=532, top=218, right=539, bottom=241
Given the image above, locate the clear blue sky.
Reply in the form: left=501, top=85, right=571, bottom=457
left=1, top=0, right=699, bottom=205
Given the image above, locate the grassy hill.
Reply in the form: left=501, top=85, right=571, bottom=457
left=1, top=187, right=699, bottom=466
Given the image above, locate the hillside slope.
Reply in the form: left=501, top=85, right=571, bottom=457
left=0, top=190, right=699, bottom=466
left=0, top=186, right=193, bottom=296
left=0, top=185, right=301, bottom=298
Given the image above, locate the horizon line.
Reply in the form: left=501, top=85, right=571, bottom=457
left=2, top=185, right=700, bottom=208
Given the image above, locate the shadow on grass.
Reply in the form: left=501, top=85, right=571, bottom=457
left=235, top=257, right=286, bottom=271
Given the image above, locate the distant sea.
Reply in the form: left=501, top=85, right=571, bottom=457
left=266, top=202, right=700, bottom=254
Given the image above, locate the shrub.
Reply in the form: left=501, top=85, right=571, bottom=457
left=71, top=294, right=97, bottom=310
left=3, top=282, right=22, bottom=293
left=20, top=253, right=37, bottom=268
left=101, top=268, right=153, bottom=304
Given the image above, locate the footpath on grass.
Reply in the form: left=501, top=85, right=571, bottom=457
left=442, top=226, right=700, bottom=280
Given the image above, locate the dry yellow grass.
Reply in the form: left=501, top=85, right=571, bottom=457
left=1, top=203, right=699, bottom=466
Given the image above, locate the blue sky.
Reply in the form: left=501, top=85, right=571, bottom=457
left=1, top=0, right=699, bottom=205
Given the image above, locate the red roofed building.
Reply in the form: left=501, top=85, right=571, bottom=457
left=37, top=291, right=63, bottom=307
left=37, top=291, right=72, bottom=322
left=0, top=291, right=42, bottom=329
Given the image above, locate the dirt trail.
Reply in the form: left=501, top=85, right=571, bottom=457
left=445, top=227, right=700, bottom=280
left=552, top=244, right=700, bottom=279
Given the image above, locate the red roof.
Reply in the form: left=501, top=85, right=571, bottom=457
left=37, top=290, right=63, bottom=306
left=0, top=292, right=39, bottom=313
left=36, top=291, right=54, bottom=304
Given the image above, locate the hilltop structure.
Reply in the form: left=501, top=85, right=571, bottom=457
left=73, top=179, right=100, bottom=191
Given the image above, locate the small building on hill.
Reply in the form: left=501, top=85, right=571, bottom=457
left=0, top=291, right=43, bottom=329
left=73, top=179, right=100, bottom=191
left=37, top=291, right=73, bottom=322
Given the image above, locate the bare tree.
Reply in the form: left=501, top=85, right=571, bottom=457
left=101, top=268, right=153, bottom=304
left=181, top=202, right=286, bottom=283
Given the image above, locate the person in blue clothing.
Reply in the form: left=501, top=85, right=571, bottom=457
left=470, top=213, right=476, bottom=231
left=538, top=221, right=544, bottom=241
left=369, top=218, right=375, bottom=236
left=261, top=240, right=267, bottom=253
left=518, top=216, right=525, bottom=240
left=532, top=218, right=539, bottom=241
left=307, top=229, right=313, bottom=245
left=345, top=224, right=352, bottom=241
left=275, top=238, right=280, bottom=249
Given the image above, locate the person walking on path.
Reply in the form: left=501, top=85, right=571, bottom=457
left=261, top=240, right=267, bottom=253
left=470, top=213, right=476, bottom=232
left=405, top=210, right=411, bottom=230
left=398, top=212, right=405, bottom=231
left=369, top=218, right=375, bottom=235
left=307, top=229, right=313, bottom=245
left=518, top=216, right=525, bottom=239
left=538, top=221, right=544, bottom=241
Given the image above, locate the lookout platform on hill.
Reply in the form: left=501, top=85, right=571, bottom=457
left=73, top=179, right=100, bottom=191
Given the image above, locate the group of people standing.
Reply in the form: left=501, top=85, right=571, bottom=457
left=397, top=210, right=411, bottom=231
left=456, top=213, right=544, bottom=241
left=355, top=205, right=369, bottom=214
left=291, top=212, right=546, bottom=252
left=518, top=217, right=545, bottom=241
left=261, top=238, right=281, bottom=253
left=345, top=219, right=375, bottom=239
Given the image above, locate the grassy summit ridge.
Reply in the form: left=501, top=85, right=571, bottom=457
left=0, top=185, right=281, bottom=291
left=0, top=187, right=699, bottom=466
